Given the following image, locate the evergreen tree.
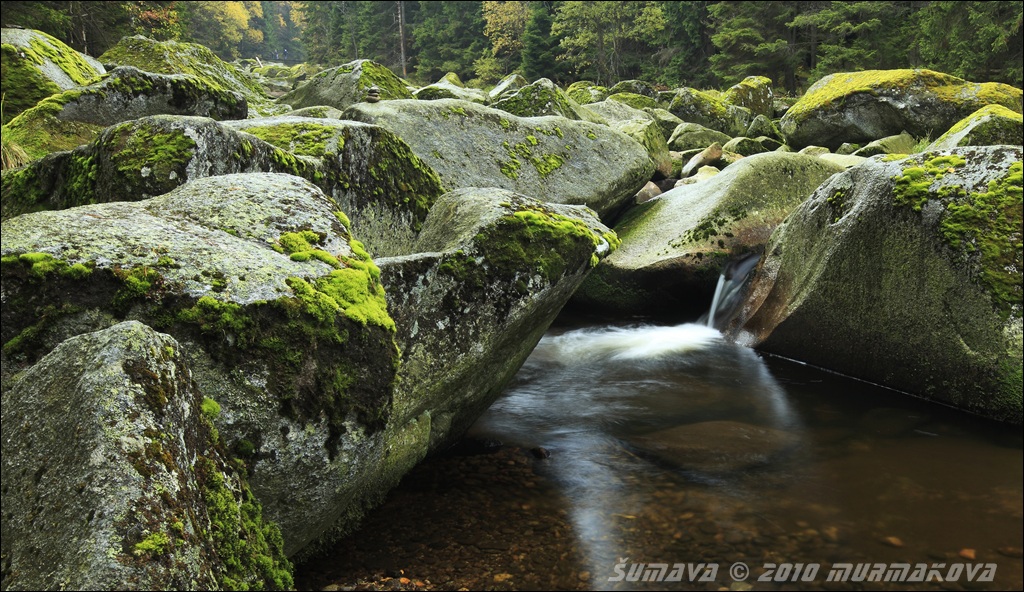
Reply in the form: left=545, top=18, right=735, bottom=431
left=411, top=1, right=487, bottom=83
left=520, top=1, right=569, bottom=83
left=917, top=1, right=1023, bottom=86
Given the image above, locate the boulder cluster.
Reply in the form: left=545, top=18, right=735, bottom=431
left=2, top=30, right=1021, bottom=589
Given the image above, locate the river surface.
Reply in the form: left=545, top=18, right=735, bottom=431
left=299, top=317, right=1023, bottom=591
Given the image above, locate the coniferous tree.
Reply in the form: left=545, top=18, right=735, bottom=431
left=520, top=1, right=569, bottom=83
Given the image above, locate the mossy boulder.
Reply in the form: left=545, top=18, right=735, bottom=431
left=565, top=80, right=609, bottom=105
left=608, top=79, right=658, bottom=99
left=667, top=122, right=732, bottom=152
left=582, top=98, right=654, bottom=125
left=722, top=76, right=774, bottom=117
left=1, top=66, right=248, bottom=162
left=729, top=146, right=1022, bottom=423
left=927, top=104, right=1024, bottom=151
left=1, top=115, right=321, bottom=221
left=612, top=118, right=673, bottom=179
left=342, top=98, right=654, bottom=219
left=97, top=35, right=285, bottom=117
left=722, top=136, right=768, bottom=156
left=607, top=91, right=659, bottom=111
left=379, top=188, right=617, bottom=448
left=491, top=78, right=601, bottom=121
left=644, top=107, right=684, bottom=141
left=0, top=321, right=291, bottom=590
left=414, top=72, right=488, bottom=103
left=852, top=131, right=917, bottom=157
left=667, top=87, right=753, bottom=136
left=780, top=69, right=1024, bottom=150
left=574, top=152, right=845, bottom=318
left=487, top=73, right=529, bottom=102
left=745, top=113, right=783, bottom=142
left=1, top=173, right=405, bottom=554
left=1, top=27, right=105, bottom=124
left=224, top=116, right=445, bottom=256
left=278, top=59, right=412, bottom=112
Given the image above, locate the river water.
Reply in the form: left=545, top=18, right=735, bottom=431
left=299, top=317, right=1023, bottom=591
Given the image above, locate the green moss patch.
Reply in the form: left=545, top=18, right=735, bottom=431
left=893, top=155, right=1022, bottom=320
left=243, top=123, right=339, bottom=158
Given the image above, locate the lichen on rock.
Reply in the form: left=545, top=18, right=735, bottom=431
left=730, top=145, right=1022, bottom=423
left=0, top=321, right=291, bottom=590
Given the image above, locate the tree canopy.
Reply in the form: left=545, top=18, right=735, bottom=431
left=4, top=1, right=1021, bottom=90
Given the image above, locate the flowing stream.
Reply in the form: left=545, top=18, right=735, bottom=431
left=300, top=317, right=1023, bottom=590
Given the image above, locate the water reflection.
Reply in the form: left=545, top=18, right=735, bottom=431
left=469, top=322, right=807, bottom=585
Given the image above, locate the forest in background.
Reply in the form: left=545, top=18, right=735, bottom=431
left=3, top=1, right=1022, bottom=93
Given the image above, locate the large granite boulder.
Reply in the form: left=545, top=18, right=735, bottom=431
left=574, top=152, right=845, bottom=318
left=2, top=66, right=248, bottom=161
left=927, top=104, right=1024, bottom=151
left=414, top=72, right=488, bottom=103
left=1, top=321, right=291, bottom=590
left=666, top=87, right=752, bottom=137
left=729, top=146, right=1022, bottom=423
left=223, top=117, right=445, bottom=257
left=2, top=173, right=401, bottom=555
left=668, top=122, right=733, bottom=152
left=490, top=78, right=602, bottom=121
left=97, top=35, right=284, bottom=117
left=722, top=76, right=775, bottom=117
left=1, top=115, right=318, bottom=221
left=278, top=59, right=412, bottom=112
left=379, top=188, right=618, bottom=448
left=342, top=99, right=654, bottom=218
left=1, top=27, right=105, bottom=124
left=780, top=69, right=1024, bottom=150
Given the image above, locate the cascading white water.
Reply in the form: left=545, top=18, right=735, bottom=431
left=707, top=272, right=727, bottom=328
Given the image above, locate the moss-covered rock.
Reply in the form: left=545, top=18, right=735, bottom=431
left=608, top=79, right=658, bottom=99
left=284, top=105, right=346, bottom=119
left=1, top=321, right=291, bottom=590
left=414, top=72, right=488, bottom=103
left=1, top=66, right=248, bottom=162
left=607, top=91, right=659, bottom=111
left=97, top=35, right=285, bottom=117
left=574, top=152, right=845, bottom=318
left=1, top=115, right=322, bottom=220
left=722, top=75, right=774, bottom=117
left=1, top=27, right=105, bottom=124
left=342, top=99, right=654, bottom=219
left=279, top=59, right=412, bottom=112
left=379, top=188, right=617, bottom=448
left=491, top=78, right=601, bottom=121
left=927, top=104, right=1024, bottom=151
left=667, top=87, right=752, bottom=136
left=612, top=118, right=673, bottom=178
left=722, top=136, right=768, bottom=156
left=729, top=146, right=1022, bottom=423
left=1, top=173, right=402, bottom=554
left=745, top=113, right=783, bottom=142
left=582, top=98, right=653, bottom=126
left=644, top=107, right=684, bottom=142
left=565, top=80, right=609, bottom=105
left=780, top=69, right=1024, bottom=150
left=667, top=122, right=732, bottom=152
left=487, top=73, right=529, bottom=102
left=851, top=131, right=917, bottom=157
left=225, top=116, right=445, bottom=256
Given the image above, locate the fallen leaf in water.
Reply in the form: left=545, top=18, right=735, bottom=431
left=883, top=536, right=904, bottom=547
left=959, top=548, right=976, bottom=560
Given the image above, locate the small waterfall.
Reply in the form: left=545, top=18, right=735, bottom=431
left=706, top=273, right=727, bottom=328
left=701, top=253, right=760, bottom=330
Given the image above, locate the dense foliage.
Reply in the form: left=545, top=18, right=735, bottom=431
left=4, top=1, right=1021, bottom=92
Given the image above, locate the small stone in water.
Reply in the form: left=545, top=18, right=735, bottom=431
left=883, top=536, right=904, bottom=548
left=578, top=571, right=590, bottom=582
left=493, top=573, right=513, bottom=583
left=998, top=547, right=1023, bottom=558
left=823, top=526, right=840, bottom=542
left=530, top=447, right=550, bottom=459
left=958, top=548, right=976, bottom=560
